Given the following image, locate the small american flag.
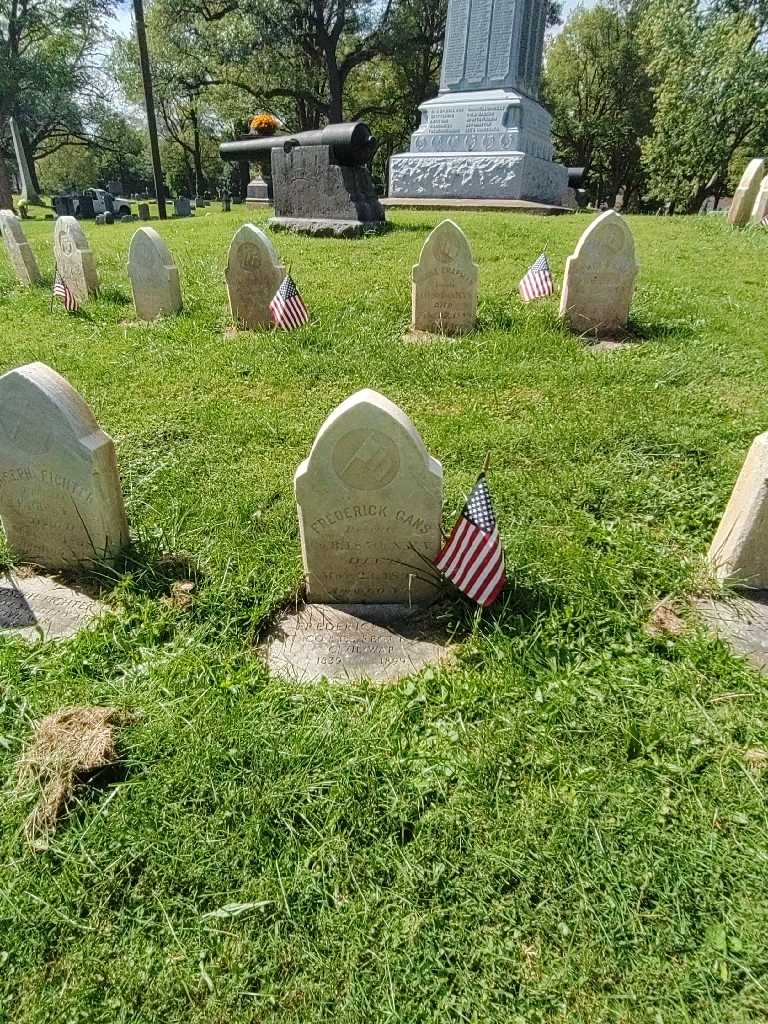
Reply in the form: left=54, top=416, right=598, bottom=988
left=434, top=472, right=507, bottom=607
left=53, top=269, right=79, bottom=312
left=269, top=273, right=309, bottom=329
left=519, top=252, right=554, bottom=302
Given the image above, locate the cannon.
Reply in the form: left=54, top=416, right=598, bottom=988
left=219, top=121, right=387, bottom=238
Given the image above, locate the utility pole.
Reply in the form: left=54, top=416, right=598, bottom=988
left=133, top=0, right=166, bottom=219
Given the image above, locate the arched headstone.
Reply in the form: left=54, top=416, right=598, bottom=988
left=0, top=363, right=128, bottom=568
left=127, top=227, right=182, bottom=321
left=729, top=158, right=765, bottom=227
left=295, top=389, right=443, bottom=603
left=750, top=173, right=768, bottom=225
left=411, top=219, right=478, bottom=335
left=560, top=210, right=638, bottom=335
left=709, top=432, right=768, bottom=588
left=0, top=209, right=41, bottom=286
left=225, top=224, right=285, bottom=329
left=53, top=216, right=99, bottom=305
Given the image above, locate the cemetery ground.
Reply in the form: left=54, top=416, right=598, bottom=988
left=1, top=207, right=768, bottom=1024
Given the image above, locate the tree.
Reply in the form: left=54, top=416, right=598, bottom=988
left=542, top=3, right=653, bottom=207
left=640, top=0, right=768, bottom=211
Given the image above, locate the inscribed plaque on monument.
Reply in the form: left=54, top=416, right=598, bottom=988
left=295, top=390, right=443, bottom=603
left=0, top=362, right=128, bottom=568
left=412, top=220, right=478, bottom=334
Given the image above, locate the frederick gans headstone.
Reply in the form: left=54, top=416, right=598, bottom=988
left=225, top=223, right=285, bottom=329
left=295, top=389, right=443, bottom=603
left=53, top=216, right=99, bottom=305
left=560, top=210, right=638, bottom=336
left=127, top=227, right=182, bottom=321
left=0, top=362, right=128, bottom=568
left=411, top=219, right=478, bottom=335
left=0, top=209, right=41, bottom=286
left=728, top=158, right=765, bottom=227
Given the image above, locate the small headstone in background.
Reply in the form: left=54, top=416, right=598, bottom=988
left=0, top=209, right=42, bottom=286
left=53, top=216, right=99, bottom=305
left=709, top=432, right=768, bottom=587
left=411, top=219, right=478, bottom=335
left=127, top=227, right=182, bottom=321
left=728, top=158, right=765, bottom=227
left=0, top=362, right=128, bottom=568
left=221, top=195, right=231, bottom=213
left=120, top=214, right=133, bottom=224
left=295, top=389, right=443, bottom=603
left=174, top=197, right=192, bottom=217
left=104, top=211, right=114, bottom=225
left=138, top=203, right=150, bottom=221
left=95, top=213, right=106, bottom=226
left=560, top=210, right=638, bottom=336
left=225, top=223, right=285, bottom=329
left=750, top=174, right=768, bottom=225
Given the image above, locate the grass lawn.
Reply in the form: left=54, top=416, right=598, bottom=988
left=1, top=206, right=768, bottom=1023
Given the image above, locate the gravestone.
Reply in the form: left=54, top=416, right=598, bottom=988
left=750, top=174, right=768, bottom=225
left=0, top=209, right=42, bottom=286
left=138, top=203, right=150, bottom=221
left=221, top=196, right=231, bottom=213
left=411, top=219, right=478, bottom=334
left=295, top=389, right=443, bottom=603
left=0, top=362, right=128, bottom=568
left=728, top=158, right=765, bottom=227
left=225, top=223, right=285, bottom=329
left=174, top=197, right=192, bottom=217
left=53, top=216, right=99, bottom=305
left=246, top=173, right=271, bottom=206
left=388, top=0, right=567, bottom=202
left=9, top=117, right=41, bottom=205
left=127, top=227, right=182, bottom=321
left=0, top=573, right=106, bottom=642
left=708, top=432, right=768, bottom=588
left=560, top=210, right=638, bottom=336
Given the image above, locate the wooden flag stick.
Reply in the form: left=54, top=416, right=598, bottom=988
left=483, top=451, right=491, bottom=474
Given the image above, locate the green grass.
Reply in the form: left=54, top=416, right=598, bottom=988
left=1, top=207, right=768, bottom=1023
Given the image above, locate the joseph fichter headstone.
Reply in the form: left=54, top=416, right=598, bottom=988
left=0, top=362, right=128, bottom=569
left=0, top=209, right=41, bottom=286
left=389, top=0, right=567, bottom=202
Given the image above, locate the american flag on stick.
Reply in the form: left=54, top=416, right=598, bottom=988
left=269, top=272, right=309, bottom=329
left=434, top=472, right=507, bottom=608
left=519, top=252, right=554, bottom=302
left=52, top=269, right=79, bottom=313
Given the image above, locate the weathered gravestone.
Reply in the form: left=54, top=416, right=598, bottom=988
left=225, top=223, right=285, bottom=329
left=0, top=572, right=106, bottom=642
left=0, top=362, right=128, bottom=568
left=708, top=432, right=768, bottom=588
left=174, top=197, right=192, bottom=217
left=127, top=227, right=182, bottom=321
left=750, top=174, right=768, bottom=225
left=0, top=209, right=41, bottom=286
left=53, top=216, right=99, bottom=305
left=560, top=210, right=638, bottom=336
left=295, top=389, right=443, bottom=603
left=138, top=203, right=150, bottom=221
left=728, top=158, right=765, bottom=227
left=411, top=219, right=478, bottom=335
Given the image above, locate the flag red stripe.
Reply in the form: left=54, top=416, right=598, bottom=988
left=446, top=526, right=486, bottom=587
left=476, top=562, right=507, bottom=606
left=454, top=532, right=499, bottom=590
left=435, top=517, right=469, bottom=571
left=441, top=521, right=481, bottom=580
left=463, top=532, right=502, bottom=596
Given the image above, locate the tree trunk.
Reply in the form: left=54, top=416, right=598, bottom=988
left=326, top=59, right=344, bottom=122
left=0, top=151, right=14, bottom=210
left=190, top=108, right=204, bottom=194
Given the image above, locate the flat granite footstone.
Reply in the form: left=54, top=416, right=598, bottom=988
left=694, top=592, right=768, bottom=673
left=560, top=210, right=638, bottom=336
left=0, top=362, right=129, bottom=568
left=0, top=209, right=42, bottom=286
left=225, top=223, right=285, bottom=328
left=411, top=219, right=478, bottom=335
left=127, top=227, right=182, bottom=320
left=0, top=573, right=105, bottom=641
left=728, top=158, right=765, bottom=227
left=264, top=603, right=451, bottom=683
left=53, top=216, right=99, bottom=305
left=295, top=389, right=443, bottom=604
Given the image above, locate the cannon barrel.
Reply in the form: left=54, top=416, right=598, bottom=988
left=219, top=121, right=377, bottom=167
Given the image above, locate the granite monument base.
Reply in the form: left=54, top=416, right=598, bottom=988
left=390, top=151, right=567, bottom=203
left=264, top=603, right=451, bottom=683
left=269, top=217, right=389, bottom=239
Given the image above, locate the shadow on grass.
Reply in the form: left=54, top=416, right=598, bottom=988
left=97, top=286, right=132, bottom=307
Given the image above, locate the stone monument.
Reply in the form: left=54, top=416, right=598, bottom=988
left=0, top=209, right=42, bottom=286
left=9, top=117, right=41, bottom=205
left=708, top=432, right=768, bottom=588
left=225, top=224, right=285, bottom=329
left=728, top=158, right=765, bottom=227
left=411, top=219, right=478, bottom=334
left=750, top=174, right=768, bottom=225
left=295, top=389, right=443, bottom=603
left=174, top=197, right=192, bottom=217
left=0, top=362, right=129, bottom=568
left=53, top=216, right=99, bottom=305
left=388, top=0, right=567, bottom=203
left=127, top=227, right=182, bottom=321
left=560, top=210, right=638, bottom=336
